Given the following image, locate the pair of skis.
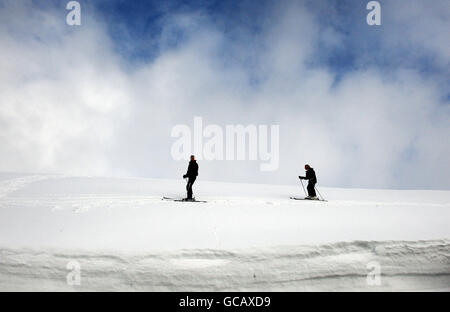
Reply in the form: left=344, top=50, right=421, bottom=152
left=162, top=196, right=207, bottom=203
left=162, top=196, right=326, bottom=203
left=290, top=196, right=327, bottom=202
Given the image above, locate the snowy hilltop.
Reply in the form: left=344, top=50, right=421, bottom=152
left=0, top=173, right=449, bottom=291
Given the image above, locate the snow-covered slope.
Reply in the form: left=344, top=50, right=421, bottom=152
left=0, top=173, right=449, bottom=291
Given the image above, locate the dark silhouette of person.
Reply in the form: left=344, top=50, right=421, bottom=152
left=183, top=155, right=198, bottom=200
left=299, top=164, right=317, bottom=199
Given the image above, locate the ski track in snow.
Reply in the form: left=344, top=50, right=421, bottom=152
left=0, top=174, right=55, bottom=199
left=0, top=173, right=449, bottom=291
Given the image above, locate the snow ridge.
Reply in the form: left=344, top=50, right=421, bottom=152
left=0, top=175, right=53, bottom=198
left=1, top=240, right=449, bottom=291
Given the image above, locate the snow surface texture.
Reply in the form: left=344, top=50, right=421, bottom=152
left=0, top=173, right=449, bottom=291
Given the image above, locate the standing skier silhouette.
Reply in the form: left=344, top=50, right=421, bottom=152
left=299, top=164, right=317, bottom=199
left=183, top=155, right=198, bottom=201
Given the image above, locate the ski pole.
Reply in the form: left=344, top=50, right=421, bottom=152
left=299, top=178, right=307, bottom=196
left=315, top=186, right=325, bottom=201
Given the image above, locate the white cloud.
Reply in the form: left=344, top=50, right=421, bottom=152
left=0, top=1, right=448, bottom=189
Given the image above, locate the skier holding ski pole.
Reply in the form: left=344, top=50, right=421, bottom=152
left=299, top=164, right=318, bottom=200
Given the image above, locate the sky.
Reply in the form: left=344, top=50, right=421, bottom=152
left=0, top=0, right=449, bottom=189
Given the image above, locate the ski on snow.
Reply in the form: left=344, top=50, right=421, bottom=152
left=162, top=196, right=207, bottom=203
left=164, top=196, right=326, bottom=203
left=290, top=197, right=327, bottom=202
